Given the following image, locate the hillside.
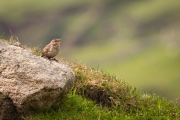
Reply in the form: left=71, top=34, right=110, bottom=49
left=1, top=39, right=180, bottom=119
left=0, top=0, right=180, bottom=102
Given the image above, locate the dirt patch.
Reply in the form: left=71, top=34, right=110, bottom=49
left=0, top=93, right=22, bottom=120
left=78, top=85, right=115, bottom=107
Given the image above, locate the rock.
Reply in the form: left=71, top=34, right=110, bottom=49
left=0, top=40, right=75, bottom=113
left=0, top=93, right=22, bottom=120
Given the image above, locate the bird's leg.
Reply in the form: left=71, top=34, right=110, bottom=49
left=50, top=58, right=59, bottom=62
left=41, top=55, right=51, bottom=61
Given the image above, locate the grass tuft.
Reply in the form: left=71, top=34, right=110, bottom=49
left=0, top=35, right=42, bottom=56
left=61, top=59, right=140, bottom=109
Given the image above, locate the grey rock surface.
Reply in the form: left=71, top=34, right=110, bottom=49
left=0, top=40, right=75, bottom=113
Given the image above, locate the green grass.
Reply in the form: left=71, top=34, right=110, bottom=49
left=29, top=93, right=180, bottom=120
left=1, top=0, right=180, bottom=97
left=26, top=93, right=119, bottom=120
left=26, top=92, right=180, bottom=120
left=1, top=39, right=180, bottom=119
left=66, top=37, right=180, bottom=102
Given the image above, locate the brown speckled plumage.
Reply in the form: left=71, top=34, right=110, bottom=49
left=41, top=38, right=61, bottom=59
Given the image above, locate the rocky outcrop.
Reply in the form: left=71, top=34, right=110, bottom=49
left=0, top=40, right=75, bottom=113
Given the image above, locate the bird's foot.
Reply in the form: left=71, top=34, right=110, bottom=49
left=50, top=58, right=59, bottom=62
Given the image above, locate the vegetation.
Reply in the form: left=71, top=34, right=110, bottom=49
left=27, top=57, right=180, bottom=119
left=1, top=38, right=180, bottom=119
left=1, top=0, right=180, bottom=119
left=1, top=1, right=180, bottom=102
left=26, top=93, right=180, bottom=120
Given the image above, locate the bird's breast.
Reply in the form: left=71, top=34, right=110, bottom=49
left=47, top=45, right=60, bottom=57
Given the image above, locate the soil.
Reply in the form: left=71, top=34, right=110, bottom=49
left=0, top=93, right=22, bottom=120
left=79, top=85, right=114, bottom=107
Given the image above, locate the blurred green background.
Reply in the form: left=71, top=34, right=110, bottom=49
left=1, top=0, right=180, bottom=102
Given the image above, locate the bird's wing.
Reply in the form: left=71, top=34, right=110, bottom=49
left=42, top=44, right=51, bottom=55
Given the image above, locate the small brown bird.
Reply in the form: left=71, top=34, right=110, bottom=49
left=41, top=38, right=61, bottom=59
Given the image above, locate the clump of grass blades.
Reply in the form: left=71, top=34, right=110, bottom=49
left=1, top=34, right=41, bottom=56
left=60, top=59, right=141, bottom=111
left=60, top=59, right=180, bottom=118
